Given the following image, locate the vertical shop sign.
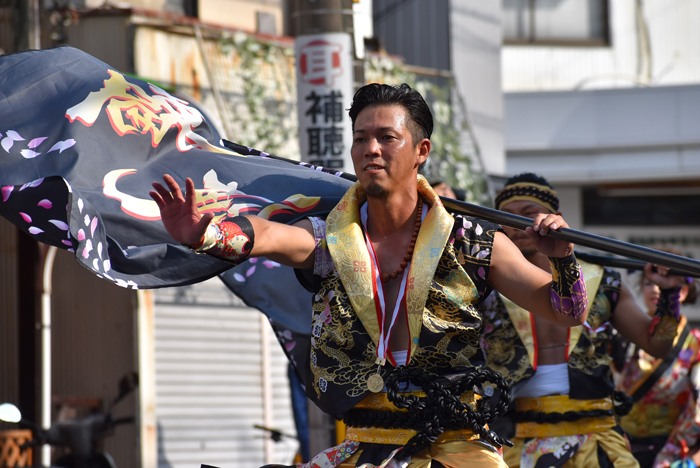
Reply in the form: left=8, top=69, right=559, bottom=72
left=296, top=33, right=354, bottom=170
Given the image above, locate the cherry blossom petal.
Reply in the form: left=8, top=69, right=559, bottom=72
left=92, top=258, right=100, bottom=270
left=246, top=266, right=256, bottom=277
left=249, top=257, right=258, bottom=264
left=78, top=198, right=84, bottom=213
left=103, top=260, right=111, bottom=271
left=48, top=139, right=76, bottom=153
left=38, top=199, right=52, bottom=209
left=28, top=227, right=44, bottom=235
left=62, top=239, right=73, bottom=246
left=6, top=130, right=23, bottom=141
left=1, top=186, right=13, bottom=202
left=233, top=273, right=245, bottom=282
left=49, top=219, right=69, bottom=230
left=20, top=149, right=41, bottom=159
left=20, top=178, right=43, bottom=191
left=90, top=217, right=98, bottom=236
left=20, top=212, right=31, bottom=223
left=82, top=239, right=93, bottom=258
left=1, top=138, right=13, bottom=152
left=84, top=214, right=90, bottom=226
left=28, top=137, right=48, bottom=149
left=77, top=229, right=85, bottom=241
left=263, top=260, right=280, bottom=269
left=97, top=242, right=103, bottom=259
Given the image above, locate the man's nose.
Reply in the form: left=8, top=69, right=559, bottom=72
left=365, top=137, right=381, bottom=157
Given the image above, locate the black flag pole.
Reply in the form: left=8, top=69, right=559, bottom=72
left=439, top=197, right=700, bottom=276
left=222, top=140, right=700, bottom=276
left=572, top=251, right=700, bottom=279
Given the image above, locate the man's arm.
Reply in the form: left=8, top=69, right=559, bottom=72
left=611, top=264, right=684, bottom=358
left=150, top=174, right=317, bottom=269
left=488, top=213, right=587, bottom=327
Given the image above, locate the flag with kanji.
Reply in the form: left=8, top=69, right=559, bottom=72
left=0, top=46, right=356, bottom=377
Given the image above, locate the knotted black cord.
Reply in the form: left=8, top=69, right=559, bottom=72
left=343, top=366, right=513, bottom=458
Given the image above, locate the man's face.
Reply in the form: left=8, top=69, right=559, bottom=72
left=499, top=200, right=554, bottom=257
left=351, top=104, right=428, bottom=199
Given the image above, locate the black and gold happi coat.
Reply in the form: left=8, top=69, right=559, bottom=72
left=481, top=262, right=622, bottom=400
left=303, top=176, right=501, bottom=416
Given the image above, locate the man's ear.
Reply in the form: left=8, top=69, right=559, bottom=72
left=416, top=138, right=431, bottom=167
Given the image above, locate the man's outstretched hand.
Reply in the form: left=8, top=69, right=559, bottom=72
left=149, top=175, right=214, bottom=245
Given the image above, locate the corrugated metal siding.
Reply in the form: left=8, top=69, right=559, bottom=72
left=65, top=15, right=133, bottom=73
left=0, top=218, right=19, bottom=431
left=153, top=279, right=298, bottom=468
left=50, top=248, right=139, bottom=468
left=373, top=0, right=451, bottom=71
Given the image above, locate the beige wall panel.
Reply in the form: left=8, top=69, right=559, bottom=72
left=50, top=249, right=139, bottom=468
left=0, top=218, right=18, bottom=429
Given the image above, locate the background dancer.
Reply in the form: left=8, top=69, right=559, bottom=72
left=482, top=172, right=684, bottom=468
left=150, top=84, right=589, bottom=468
left=616, top=250, right=700, bottom=468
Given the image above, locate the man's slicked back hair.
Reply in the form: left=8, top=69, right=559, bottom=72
left=349, top=83, right=433, bottom=146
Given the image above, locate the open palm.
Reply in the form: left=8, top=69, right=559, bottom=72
left=149, top=175, right=214, bottom=245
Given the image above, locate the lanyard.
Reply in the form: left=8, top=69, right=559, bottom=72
left=360, top=203, right=408, bottom=366
left=360, top=202, right=426, bottom=365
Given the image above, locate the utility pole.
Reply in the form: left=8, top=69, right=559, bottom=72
left=289, top=0, right=366, bottom=458
left=29, top=0, right=41, bottom=49
left=292, top=0, right=365, bottom=172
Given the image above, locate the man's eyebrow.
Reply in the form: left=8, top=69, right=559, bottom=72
left=353, top=126, right=397, bottom=134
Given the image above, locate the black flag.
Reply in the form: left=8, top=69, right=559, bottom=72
left=0, top=47, right=359, bottom=376
left=0, top=46, right=352, bottom=289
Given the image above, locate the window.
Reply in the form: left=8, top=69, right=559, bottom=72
left=582, top=187, right=700, bottom=226
left=503, top=0, right=609, bottom=46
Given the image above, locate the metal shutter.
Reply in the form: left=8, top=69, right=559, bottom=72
left=153, top=278, right=299, bottom=468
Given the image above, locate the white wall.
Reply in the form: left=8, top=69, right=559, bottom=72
left=505, top=84, right=700, bottom=184
left=450, top=0, right=506, bottom=176
left=503, top=0, right=700, bottom=92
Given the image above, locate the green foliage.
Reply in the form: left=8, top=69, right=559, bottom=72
left=365, top=55, right=490, bottom=205
left=217, top=31, right=298, bottom=158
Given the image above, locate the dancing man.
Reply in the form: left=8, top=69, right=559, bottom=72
left=150, top=85, right=588, bottom=468
left=482, top=172, right=684, bottom=468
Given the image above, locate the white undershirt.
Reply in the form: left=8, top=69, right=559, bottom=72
left=512, top=363, right=570, bottom=398
left=393, top=349, right=408, bottom=367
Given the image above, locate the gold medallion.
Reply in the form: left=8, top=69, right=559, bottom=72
left=367, top=373, right=384, bottom=393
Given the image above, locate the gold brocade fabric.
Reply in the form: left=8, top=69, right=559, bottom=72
left=620, top=401, right=682, bottom=438
left=325, top=175, right=455, bottom=361
left=306, top=175, right=501, bottom=416
left=504, top=428, right=638, bottom=468
left=337, top=440, right=507, bottom=468
left=345, top=391, right=480, bottom=445
left=481, top=263, right=622, bottom=403
left=514, top=395, right=616, bottom=438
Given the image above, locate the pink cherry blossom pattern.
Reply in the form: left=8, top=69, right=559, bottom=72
left=1, top=186, right=13, bottom=202
left=20, top=212, right=32, bottom=223
left=38, top=199, right=52, bottom=209
left=28, top=137, right=48, bottom=149
left=48, top=139, right=76, bottom=154
left=82, top=239, right=93, bottom=258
